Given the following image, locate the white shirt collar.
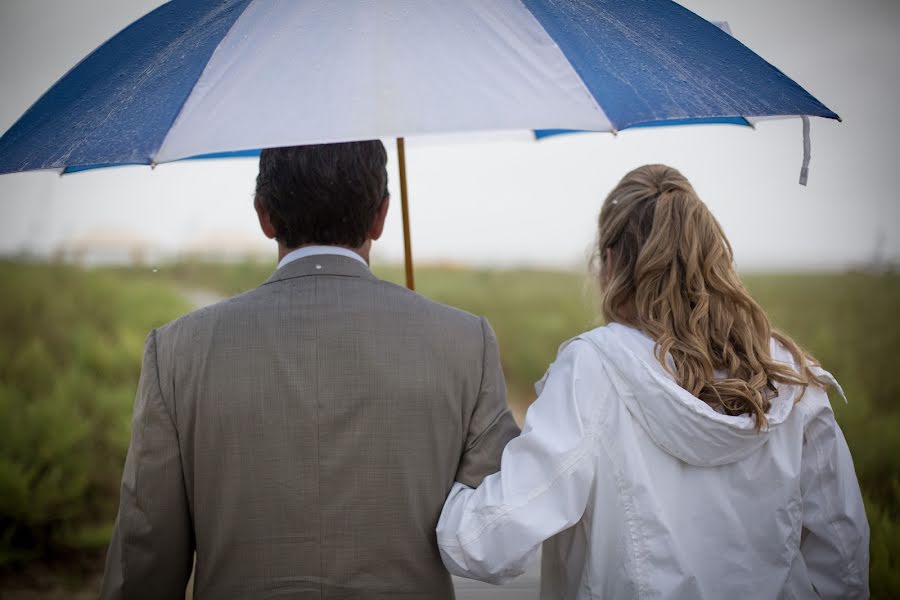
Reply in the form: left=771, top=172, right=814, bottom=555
left=277, top=245, right=369, bottom=271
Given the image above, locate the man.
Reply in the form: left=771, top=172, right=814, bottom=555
left=100, top=141, right=520, bottom=599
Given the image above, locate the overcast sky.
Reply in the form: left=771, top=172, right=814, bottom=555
left=0, top=0, right=898, bottom=270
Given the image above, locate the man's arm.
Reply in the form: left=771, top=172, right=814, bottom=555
left=455, top=317, right=520, bottom=488
left=101, top=330, right=194, bottom=600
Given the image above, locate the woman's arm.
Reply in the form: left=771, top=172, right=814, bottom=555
left=437, top=340, right=606, bottom=584
left=799, top=389, right=870, bottom=599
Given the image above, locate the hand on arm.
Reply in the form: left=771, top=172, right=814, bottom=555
left=438, top=340, right=602, bottom=584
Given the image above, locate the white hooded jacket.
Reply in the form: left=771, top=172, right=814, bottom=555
left=437, top=323, right=869, bottom=599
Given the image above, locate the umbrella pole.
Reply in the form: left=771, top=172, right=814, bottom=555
left=396, top=137, right=415, bottom=290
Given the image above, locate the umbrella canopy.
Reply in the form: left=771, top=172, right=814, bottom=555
left=0, top=0, right=839, bottom=288
left=0, top=0, right=837, bottom=174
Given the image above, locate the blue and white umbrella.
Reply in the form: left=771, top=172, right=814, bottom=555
left=0, top=0, right=838, bottom=286
left=0, top=0, right=837, bottom=175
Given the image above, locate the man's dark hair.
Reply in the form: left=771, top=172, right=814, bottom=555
left=255, top=141, right=388, bottom=248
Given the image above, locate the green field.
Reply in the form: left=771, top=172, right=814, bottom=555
left=1, top=259, right=898, bottom=596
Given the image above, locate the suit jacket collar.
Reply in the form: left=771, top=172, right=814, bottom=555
left=264, top=253, right=377, bottom=286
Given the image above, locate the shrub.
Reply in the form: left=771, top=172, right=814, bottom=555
left=0, top=261, right=189, bottom=566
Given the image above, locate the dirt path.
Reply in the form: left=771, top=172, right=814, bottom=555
left=180, top=286, right=227, bottom=309
left=453, top=560, right=541, bottom=599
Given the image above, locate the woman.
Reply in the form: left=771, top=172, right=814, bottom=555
left=436, top=165, right=869, bottom=599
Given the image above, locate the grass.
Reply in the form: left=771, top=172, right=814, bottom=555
left=1, top=258, right=898, bottom=597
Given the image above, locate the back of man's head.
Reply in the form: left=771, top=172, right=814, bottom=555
left=255, top=141, right=388, bottom=249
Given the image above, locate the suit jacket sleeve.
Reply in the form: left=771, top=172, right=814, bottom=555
left=455, top=317, right=520, bottom=488
left=101, top=329, right=194, bottom=600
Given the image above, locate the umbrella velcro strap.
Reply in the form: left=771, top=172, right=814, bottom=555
left=799, top=115, right=811, bottom=186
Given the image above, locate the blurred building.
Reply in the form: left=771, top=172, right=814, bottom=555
left=52, top=228, right=273, bottom=266
left=177, top=229, right=271, bottom=262
left=56, top=228, right=163, bottom=266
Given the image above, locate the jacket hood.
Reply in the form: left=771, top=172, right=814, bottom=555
left=577, top=323, right=841, bottom=467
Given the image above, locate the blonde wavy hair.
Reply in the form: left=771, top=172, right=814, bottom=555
left=595, top=165, right=827, bottom=430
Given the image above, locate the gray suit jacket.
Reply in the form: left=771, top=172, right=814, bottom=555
left=100, top=255, right=520, bottom=599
